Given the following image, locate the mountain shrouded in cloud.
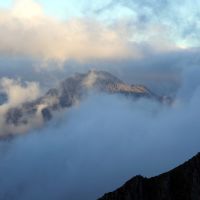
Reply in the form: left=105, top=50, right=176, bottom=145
left=0, top=0, right=199, bottom=200
left=0, top=70, right=165, bottom=137
left=0, top=67, right=199, bottom=200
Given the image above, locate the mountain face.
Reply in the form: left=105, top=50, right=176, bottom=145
left=98, top=153, right=200, bottom=200
left=4, top=70, right=165, bottom=136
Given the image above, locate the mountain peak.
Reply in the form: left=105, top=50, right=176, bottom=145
left=4, top=70, right=163, bottom=137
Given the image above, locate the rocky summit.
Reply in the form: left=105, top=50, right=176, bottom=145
left=98, top=153, right=200, bottom=200
left=4, top=70, right=164, bottom=134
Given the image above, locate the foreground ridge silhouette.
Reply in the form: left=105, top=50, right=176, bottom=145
left=98, top=153, right=200, bottom=200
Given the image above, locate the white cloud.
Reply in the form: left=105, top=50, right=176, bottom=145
left=0, top=78, right=41, bottom=136
left=12, top=0, right=43, bottom=19
left=83, top=70, right=98, bottom=88
left=0, top=0, right=140, bottom=63
left=1, top=78, right=40, bottom=106
left=0, top=0, right=181, bottom=67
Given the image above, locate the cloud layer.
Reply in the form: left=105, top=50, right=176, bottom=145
left=0, top=78, right=41, bottom=136
left=0, top=66, right=199, bottom=200
left=0, top=0, right=198, bottom=74
left=0, top=0, right=138, bottom=62
left=0, top=0, right=191, bottom=64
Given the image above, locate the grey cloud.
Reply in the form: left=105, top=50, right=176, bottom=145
left=75, top=48, right=200, bottom=96
left=1, top=48, right=200, bottom=97
left=0, top=66, right=199, bottom=199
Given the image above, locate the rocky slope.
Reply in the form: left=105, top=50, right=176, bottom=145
left=5, top=71, right=160, bottom=124
left=3, top=70, right=165, bottom=136
left=98, top=153, right=200, bottom=200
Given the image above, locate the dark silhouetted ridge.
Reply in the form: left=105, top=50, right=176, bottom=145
left=98, top=153, right=200, bottom=200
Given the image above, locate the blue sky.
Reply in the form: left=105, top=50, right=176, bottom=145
left=0, top=0, right=82, bottom=18
left=23, top=0, right=134, bottom=21
left=0, top=0, right=114, bottom=19
left=0, top=0, right=12, bottom=8
left=36, top=0, right=87, bottom=19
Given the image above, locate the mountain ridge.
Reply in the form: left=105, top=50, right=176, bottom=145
left=3, top=70, right=167, bottom=137
left=98, top=152, right=200, bottom=200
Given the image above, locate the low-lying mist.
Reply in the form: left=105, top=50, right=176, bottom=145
left=0, top=67, right=199, bottom=200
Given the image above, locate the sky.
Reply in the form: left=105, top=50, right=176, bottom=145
left=0, top=0, right=199, bottom=125
left=0, top=0, right=199, bottom=84
left=0, top=0, right=199, bottom=63
left=0, top=1, right=200, bottom=199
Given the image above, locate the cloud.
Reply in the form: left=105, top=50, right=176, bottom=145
left=0, top=78, right=41, bottom=136
left=0, top=0, right=188, bottom=66
left=12, top=0, right=43, bottom=19
left=95, top=0, right=200, bottom=48
left=0, top=0, right=198, bottom=73
left=0, top=1, right=199, bottom=197
left=0, top=78, right=40, bottom=106
left=0, top=0, right=141, bottom=63
left=0, top=66, right=199, bottom=199
left=0, top=1, right=199, bottom=198
left=83, top=70, right=98, bottom=88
